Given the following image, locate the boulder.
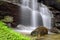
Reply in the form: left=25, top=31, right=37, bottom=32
left=31, top=26, right=48, bottom=36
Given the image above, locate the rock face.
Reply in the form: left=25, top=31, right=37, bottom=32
left=31, top=26, right=48, bottom=36
left=38, top=0, right=60, bottom=10
left=0, top=1, right=20, bottom=28
left=50, top=27, right=60, bottom=33
left=49, top=7, right=60, bottom=29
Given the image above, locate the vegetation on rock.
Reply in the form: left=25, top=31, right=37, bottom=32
left=1, top=16, right=13, bottom=22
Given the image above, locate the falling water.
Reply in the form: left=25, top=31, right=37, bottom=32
left=31, top=11, right=37, bottom=27
left=16, top=0, right=53, bottom=34
left=31, top=0, right=38, bottom=27
left=16, top=0, right=39, bottom=33
left=21, top=0, right=30, bottom=6
left=21, top=0, right=38, bottom=28
left=39, top=3, right=53, bottom=29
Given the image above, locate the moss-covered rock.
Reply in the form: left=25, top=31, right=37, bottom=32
left=0, top=21, right=31, bottom=40
left=31, top=26, right=48, bottom=36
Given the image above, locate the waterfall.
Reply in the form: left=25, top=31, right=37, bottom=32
left=39, top=3, right=53, bottom=29
left=31, top=0, right=38, bottom=27
left=16, top=0, right=53, bottom=34
left=31, top=11, right=37, bottom=27
left=21, top=0, right=30, bottom=6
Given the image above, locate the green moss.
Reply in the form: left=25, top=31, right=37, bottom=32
left=56, top=0, right=60, bottom=3
left=0, top=21, right=31, bottom=40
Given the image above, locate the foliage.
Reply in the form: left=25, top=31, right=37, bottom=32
left=2, top=16, right=13, bottom=22
left=0, top=21, right=31, bottom=40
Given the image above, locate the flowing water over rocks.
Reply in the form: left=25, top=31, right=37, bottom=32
left=15, top=0, right=53, bottom=34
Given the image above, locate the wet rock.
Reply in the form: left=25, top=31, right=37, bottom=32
left=31, top=26, right=48, bottom=36
left=50, top=27, right=60, bottom=33
left=38, top=0, right=60, bottom=10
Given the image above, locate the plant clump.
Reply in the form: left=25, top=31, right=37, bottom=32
left=0, top=21, right=31, bottom=40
